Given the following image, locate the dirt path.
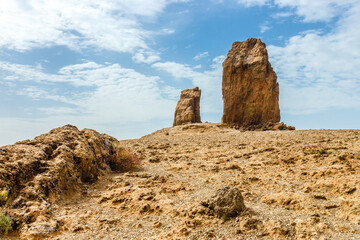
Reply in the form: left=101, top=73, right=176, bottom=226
left=48, top=123, right=360, bottom=239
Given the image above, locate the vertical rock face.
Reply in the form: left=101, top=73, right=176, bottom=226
left=222, top=38, right=280, bottom=127
left=173, top=87, right=201, bottom=126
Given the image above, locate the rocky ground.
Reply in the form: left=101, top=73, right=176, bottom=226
left=3, top=123, right=360, bottom=239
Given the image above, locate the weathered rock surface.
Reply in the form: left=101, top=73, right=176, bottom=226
left=222, top=38, right=280, bottom=127
left=0, top=125, right=118, bottom=239
left=205, top=186, right=245, bottom=219
left=173, top=87, right=201, bottom=126
left=238, top=121, right=295, bottom=131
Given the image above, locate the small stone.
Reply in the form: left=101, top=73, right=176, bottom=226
left=179, top=227, right=190, bottom=236
left=135, top=223, right=143, bottom=228
left=72, top=224, right=84, bottom=232
left=153, top=222, right=162, bottom=228
left=139, top=204, right=152, bottom=214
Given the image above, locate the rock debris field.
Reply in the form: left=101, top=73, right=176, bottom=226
left=3, top=123, right=360, bottom=239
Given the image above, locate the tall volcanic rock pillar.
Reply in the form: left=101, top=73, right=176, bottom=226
left=222, top=38, right=280, bottom=127
left=173, top=87, right=202, bottom=126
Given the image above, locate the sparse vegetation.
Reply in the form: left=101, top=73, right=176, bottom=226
left=0, top=189, right=11, bottom=235
left=110, top=145, right=141, bottom=171
left=0, top=212, right=12, bottom=235
left=305, top=143, right=326, bottom=154
left=0, top=190, right=8, bottom=203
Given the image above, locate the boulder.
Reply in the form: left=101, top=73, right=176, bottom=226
left=222, top=38, right=280, bottom=127
left=173, top=87, right=201, bottom=126
left=204, top=186, right=246, bottom=219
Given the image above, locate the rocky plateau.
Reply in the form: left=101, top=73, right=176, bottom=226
left=1, top=123, right=360, bottom=239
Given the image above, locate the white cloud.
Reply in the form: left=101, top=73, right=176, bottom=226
left=260, top=21, right=271, bottom=33
left=38, top=107, right=79, bottom=116
left=58, top=62, right=102, bottom=75
left=0, top=61, right=64, bottom=83
left=212, top=55, right=226, bottom=65
left=272, top=11, right=293, bottom=19
left=162, top=28, right=175, bottom=34
left=0, top=0, right=186, bottom=53
left=132, top=50, right=161, bottom=64
left=16, top=87, right=70, bottom=103
left=268, top=1, right=360, bottom=114
left=161, top=86, right=181, bottom=100
left=278, top=84, right=360, bottom=115
left=193, top=51, right=209, bottom=61
left=237, top=0, right=270, bottom=7
left=0, top=61, right=177, bottom=143
left=273, top=0, right=355, bottom=22
left=236, top=0, right=356, bottom=22
left=0, top=55, right=194, bottom=144
left=153, top=62, right=198, bottom=79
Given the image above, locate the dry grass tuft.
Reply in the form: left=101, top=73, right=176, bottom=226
left=109, top=145, right=142, bottom=171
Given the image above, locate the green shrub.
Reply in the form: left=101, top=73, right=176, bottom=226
left=0, top=190, right=8, bottom=203
left=0, top=212, right=12, bottom=235
left=110, top=146, right=141, bottom=171
left=305, top=143, right=326, bottom=155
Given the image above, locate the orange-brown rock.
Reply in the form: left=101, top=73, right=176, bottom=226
left=222, top=38, right=280, bottom=127
left=0, top=125, right=118, bottom=238
left=173, top=87, right=201, bottom=126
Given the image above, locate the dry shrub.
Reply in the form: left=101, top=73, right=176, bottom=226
left=110, top=146, right=141, bottom=171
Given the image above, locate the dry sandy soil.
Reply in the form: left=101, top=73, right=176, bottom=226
left=6, top=123, right=360, bottom=240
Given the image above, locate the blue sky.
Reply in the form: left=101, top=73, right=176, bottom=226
left=1, top=0, right=360, bottom=146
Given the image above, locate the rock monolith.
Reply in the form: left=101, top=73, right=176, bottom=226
left=222, top=38, right=280, bottom=127
left=173, top=87, right=201, bottom=126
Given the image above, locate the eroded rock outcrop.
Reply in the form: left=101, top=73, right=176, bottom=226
left=173, top=87, right=201, bottom=126
left=222, top=38, right=281, bottom=128
left=0, top=125, right=118, bottom=239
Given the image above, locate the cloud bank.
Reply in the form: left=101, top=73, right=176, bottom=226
left=0, top=0, right=187, bottom=54
left=0, top=61, right=177, bottom=144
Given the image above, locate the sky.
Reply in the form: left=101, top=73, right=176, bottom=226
left=1, top=0, right=360, bottom=146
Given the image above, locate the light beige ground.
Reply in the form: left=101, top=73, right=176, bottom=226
left=35, top=123, right=360, bottom=239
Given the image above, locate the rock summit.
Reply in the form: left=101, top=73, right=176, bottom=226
left=222, top=38, right=281, bottom=127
